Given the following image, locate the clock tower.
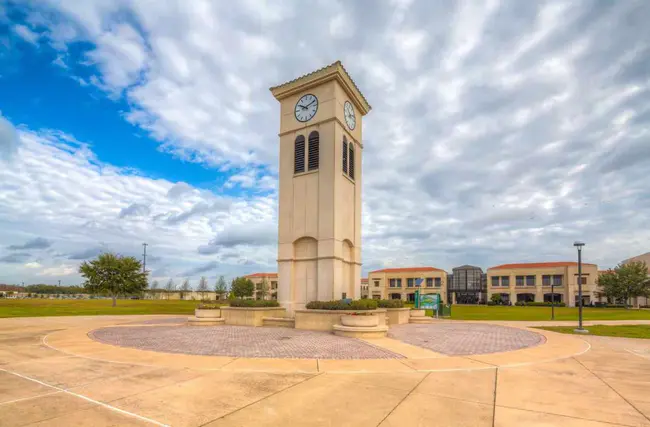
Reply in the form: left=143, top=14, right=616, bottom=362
left=270, top=61, right=371, bottom=314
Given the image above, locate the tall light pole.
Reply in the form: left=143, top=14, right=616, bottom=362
left=573, top=241, right=589, bottom=334
left=142, top=243, right=148, bottom=274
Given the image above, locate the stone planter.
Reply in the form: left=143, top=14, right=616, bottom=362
left=410, top=309, right=426, bottom=317
left=386, top=308, right=411, bottom=325
left=340, top=313, right=379, bottom=327
left=195, top=308, right=221, bottom=318
left=294, top=309, right=388, bottom=332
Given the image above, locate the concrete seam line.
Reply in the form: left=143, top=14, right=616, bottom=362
left=491, top=368, right=498, bottom=427
left=197, top=372, right=324, bottom=427
left=0, top=390, right=63, bottom=406
left=624, top=348, right=650, bottom=360
left=498, top=340, right=592, bottom=369
left=0, top=367, right=170, bottom=427
left=572, top=357, right=650, bottom=423
left=495, top=403, right=639, bottom=426
left=375, top=371, right=431, bottom=426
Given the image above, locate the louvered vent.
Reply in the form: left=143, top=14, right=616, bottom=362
left=294, top=135, right=305, bottom=174
left=348, top=143, right=355, bottom=180
left=342, top=138, right=348, bottom=174
left=308, top=131, right=319, bottom=171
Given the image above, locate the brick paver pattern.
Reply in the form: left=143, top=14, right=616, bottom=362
left=388, top=323, right=545, bottom=355
left=90, top=325, right=404, bottom=359
left=124, top=317, right=188, bottom=325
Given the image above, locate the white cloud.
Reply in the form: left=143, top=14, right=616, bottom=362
left=13, top=24, right=40, bottom=45
left=24, top=262, right=43, bottom=269
left=3, top=0, right=650, bottom=284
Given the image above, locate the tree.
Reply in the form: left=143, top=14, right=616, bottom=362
left=597, top=262, right=650, bottom=308
left=79, top=252, right=148, bottom=307
left=490, top=293, right=502, bottom=305
left=150, top=280, right=159, bottom=299
left=258, top=278, right=269, bottom=300
left=215, top=276, right=228, bottom=300
left=197, top=276, right=209, bottom=300
left=231, top=277, right=254, bottom=298
left=179, top=279, right=191, bottom=300
left=164, top=278, right=176, bottom=299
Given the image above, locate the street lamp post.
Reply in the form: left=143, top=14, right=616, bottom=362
left=551, top=280, right=555, bottom=321
left=573, top=241, right=589, bottom=334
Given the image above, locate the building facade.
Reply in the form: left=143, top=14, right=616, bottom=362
left=271, top=62, right=371, bottom=314
left=486, top=262, right=600, bottom=307
left=447, top=265, right=487, bottom=304
left=245, top=273, right=278, bottom=300
left=360, top=278, right=369, bottom=298
left=368, top=267, right=448, bottom=302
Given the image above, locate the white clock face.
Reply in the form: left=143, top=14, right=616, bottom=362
left=344, top=101, right=356, bottom=130
left=295, top=94, right=318, bottom=122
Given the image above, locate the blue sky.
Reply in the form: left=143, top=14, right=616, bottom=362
left=1, top=0, right=650, bottom=286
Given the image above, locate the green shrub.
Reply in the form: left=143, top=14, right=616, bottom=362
left=305, top=299, right=378, bottom=310
left=377, top=299, right=405, bottom=308
left=513, top=301, right=567, bottom=307
left=229, top=299, right=280, bottom=308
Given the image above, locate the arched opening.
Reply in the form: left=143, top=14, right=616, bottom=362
left=342, top=239, right=354, bottom=299
left=390, top=293, right=402, bottom=300
left=516, top=293, right=536, bottom=303
left=543, top=293, right=563, bottom=303
left=293, top=237, right=318, bottom=303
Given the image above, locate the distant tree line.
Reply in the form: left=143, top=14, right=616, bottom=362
left=0, top=284, right=85, bottom=294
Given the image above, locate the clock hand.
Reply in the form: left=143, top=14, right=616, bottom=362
left=305, top=100, right=316, bottom=108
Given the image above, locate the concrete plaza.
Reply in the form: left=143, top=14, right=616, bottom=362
left=1, top=315, right=650, bottom=426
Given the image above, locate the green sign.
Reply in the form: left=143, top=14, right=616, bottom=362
left=419, top=293, right=440, bottom=310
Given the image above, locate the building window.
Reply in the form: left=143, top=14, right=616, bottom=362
left=501, top=276, right=510, bottom=287
left=294, top=135, right=305, bottom=174
left=342, top=137, right=348, bottom=174
left=342, top=292, right=347, bottom=299
left=348, top=144, right=355, bottom=180
left=308, top=131, right=319, bottom=171
left=374, top=280, right=380, bottom=287
left=516, top=276, right=524, bottom=287
left=434, top=277, right=441, bottom=287
left=407, top=278, right=415, bottom=288
left=542, top=275, right=551, bottom=286
left=389, top=278, right=402, bottom=288
left=552, top=275, right=563, bottom=286
left=526, top=275, right=536, bottom=286
left=491, top=276, right=499, bottom=287
left=426, top=278, right=433, bottom=287
left=579, top=277, right=587, bottom=285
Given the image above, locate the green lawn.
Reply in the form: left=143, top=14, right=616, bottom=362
left=405, top=304, right=650, bottom=321
left=0, top=299, right=202, bottom=318
left=536, top=325, right=650, bottom=339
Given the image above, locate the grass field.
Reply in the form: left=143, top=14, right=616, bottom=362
left=536, top=325, right=650, bottom=339
left=0, top=299, right=200, bottom=318
left=407, top=304, right=650, bottom=321
left=1, top=299, right=650, bottom=320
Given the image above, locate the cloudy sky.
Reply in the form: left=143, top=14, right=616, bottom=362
left=1, top=0, right=649, bottom=286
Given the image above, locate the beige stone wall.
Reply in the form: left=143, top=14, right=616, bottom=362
left=368, top=270, right=448, bottom=302
left=486, top=264, right=600, bottom=307
left=219, top=307, right=287, bottom=327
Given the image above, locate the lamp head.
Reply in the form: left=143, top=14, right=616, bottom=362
left=573, top=241, right=585, bottom=248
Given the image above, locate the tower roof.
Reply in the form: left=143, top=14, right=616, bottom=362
left=269, top=61, right=371, bottom=115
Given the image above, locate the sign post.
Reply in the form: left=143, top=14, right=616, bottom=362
left=419, top=293, right=441, bottom=318
left=414, top=278, right=424, bottom=309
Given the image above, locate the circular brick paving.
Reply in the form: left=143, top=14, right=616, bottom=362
left=388, top=323, right=545, bottom=355
left=90, top=325, right=403, bottom=360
